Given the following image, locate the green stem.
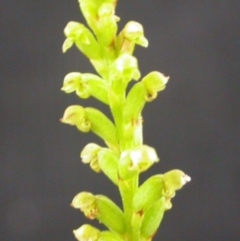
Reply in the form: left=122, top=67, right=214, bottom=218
left=119, top=176, right=139, bottom=241
left=108, top=83, right=127, bottom=151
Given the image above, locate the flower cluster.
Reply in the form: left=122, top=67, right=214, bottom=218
left=61, top=0, right=190, bottom=241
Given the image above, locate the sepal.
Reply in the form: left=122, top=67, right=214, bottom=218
left=62, top=38, right=74, bottom=53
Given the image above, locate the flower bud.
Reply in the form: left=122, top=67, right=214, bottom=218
left=71, top=192, right=97, bottom=219
left=96, top=3, right=118, bottom=46
left=163, top=169, right=191, bottom=198
left=129, top=145, right=159, bottom=172
left=62, top=21, right=82, bottom=53
left=81, top=143, right=101, bottom=164
left=142, top=71, right=169, bottom=101
left=116, top=21, right=148, bottom=55
left=81, top=143, right=102, bottom=173
left=60, top=105, right=91, bottom=132
left=61, top=72, right=81, bottom=94
left=123, top=21, right=148, bottom=47
left=63, top=21, right=101, bottom=60
left=118, top=145, right=159, bottom=180
left=79, top=0, right=117, bottom=35
left=62, top=72, right=109, bottom=104
left=116, top=54, right=140, bottom=80
left=110, top=54, right=140, bottom=85
left=72, top=192, right=125, bottom=234
left=124, top=72, right=168, bottom=123
left=73, top=224, right=100, bottom=241
left=64, top=21, right=82, bottom=37
left=118, top=150, right=139, bottom=180
left=61, top=106, right=118, bottom=148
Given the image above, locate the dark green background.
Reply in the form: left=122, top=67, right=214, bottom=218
left=1, top=0, right=240, bottom=240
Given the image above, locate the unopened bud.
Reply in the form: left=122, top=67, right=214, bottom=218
left=123, top=21, right=148, bottom=47
left=163, top=170, right=191, bottom=199
left=142, top=71, right=169, bottom=101
left=71, top=192, right=98, bottom=219
left=81, top=143, right=102, bottom=173
left=113, top=54, right=140, bottom=82
left=130, top=145, right=159, bottom=172
left=73, top=224, right=100, bottom=241
left=60, top=105, right=91, bottom=132
left=61, top=72, right=81, bottom=93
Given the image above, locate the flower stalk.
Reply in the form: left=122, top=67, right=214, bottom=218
left=61, top=1, right=190, bottom=240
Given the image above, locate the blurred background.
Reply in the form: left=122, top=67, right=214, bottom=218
left=1, top=0, right=240, bottom=240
